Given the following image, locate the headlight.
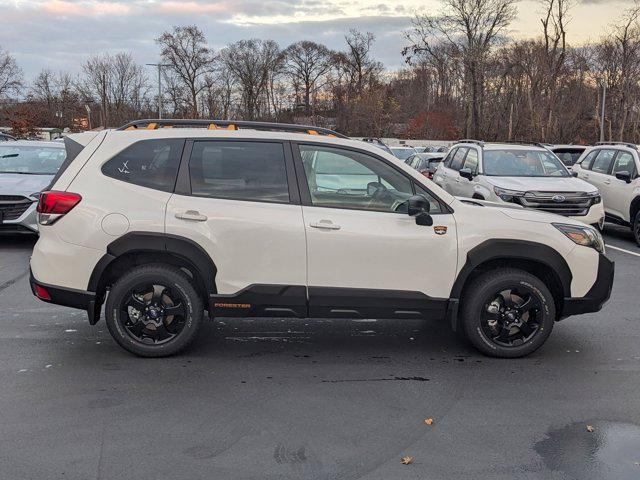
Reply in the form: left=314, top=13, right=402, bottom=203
left=553, top=223, right=605, bottom=253
left=586, top=191, right=601, bottom=204
left=493, top=186, right=526, bottom=202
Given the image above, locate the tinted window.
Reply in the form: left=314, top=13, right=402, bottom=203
left=612, top=152, right=637, bottom=177
left=299, top=145, right=412, bottom=213
left=449, top=148, right=468, bottom=171
left=579, top=150, right=598, bottom=170
left=189, top=141, right=289, bottom=203
left=463, top=149, right=479, bottom=173
left=591, top=150, right=616, bottom=174
left=102, top=139, right=183, bottom=192
left=553, top=148, right=585, bottom=166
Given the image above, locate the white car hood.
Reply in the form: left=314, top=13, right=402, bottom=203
left=485, top=176, right=597, bottom=193
left=0, top=173, right=53, bottom=197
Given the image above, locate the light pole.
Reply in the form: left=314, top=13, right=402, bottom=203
left=147, top=63, right=169, bottom=119
left=84, top=104, right=92, bottom=130
left=599, top=80, right=607, bottom=143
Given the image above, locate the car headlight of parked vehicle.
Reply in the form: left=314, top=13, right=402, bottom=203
left=493, top=186, right=526, bottom=202
left=585, top=191, right=602, bottom=204
left=553, top=223, right=605, bottom=253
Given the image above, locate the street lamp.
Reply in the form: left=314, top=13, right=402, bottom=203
left=599, top=79, right=607, bottom=143
left=84, top=104, right=92, bottom=130
left=147, top=63, right=170, bottom=119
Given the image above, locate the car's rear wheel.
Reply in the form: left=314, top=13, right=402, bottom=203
left=105, top=264, right=203, bottom=357
left=633, top=210, right=640, bottom=246
left=460, top=268, right=555, bottom=358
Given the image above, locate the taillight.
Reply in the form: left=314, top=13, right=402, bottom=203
left=34, top=284, right=52, bottom=301
left=420, top=170, right=432, bottom=179
left=37, top=191, right=82, bottom=225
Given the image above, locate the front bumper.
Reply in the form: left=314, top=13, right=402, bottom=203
left=0, top=201, right=38, bottom=234
left=561, top=253, right=614, bottom=317
left=30, top=270, right=100, bottom=323
left=568, top=202, right=605, bottom=227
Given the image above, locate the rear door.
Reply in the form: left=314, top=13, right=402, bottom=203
left=608, top=150, right=638, bottom=220
left=456, top=147, right=480, bottom=197
left=165, top=139, right=308, bottom=317
left=437, top=147, right=468, bottom=195
left=585, top=149, right=617, bottom=210
left=294, top=142, right=458, bottom=319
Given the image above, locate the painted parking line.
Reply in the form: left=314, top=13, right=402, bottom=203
left=607, top=244, right=640, bottom=258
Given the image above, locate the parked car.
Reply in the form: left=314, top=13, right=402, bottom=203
left=414, top=146, right=433, bottom=153
left=0, top=140, right=66, bottom=234
left=433, top=140, right=605, bottom=229
left=0, top=133, right=16, bottom=142
left=360, top=137, right=394, bottom=155
left=549, top=145, right=589, bottom=168
left=405, top=152, right=445, bottom=179
left=572, top=142, right=640, bottom=244
left=389, top=146, right=417, bottom=161
left=30, top=119, right=613, bottom=359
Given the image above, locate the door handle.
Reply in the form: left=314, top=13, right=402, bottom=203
left=604, top=180, right=611, bottom=185
left=175, top=210, right=208, bottom=222
left=309, top=221, right=341, bottom=230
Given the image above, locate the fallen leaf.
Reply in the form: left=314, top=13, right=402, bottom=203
left=586, top=425, right=595, bottom=432
left=424, top=418, right=434, bottom=426
left=400, top=456, right=413, bottom=465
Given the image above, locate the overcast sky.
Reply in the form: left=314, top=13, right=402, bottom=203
left=0, top=0, right=634, bottom=81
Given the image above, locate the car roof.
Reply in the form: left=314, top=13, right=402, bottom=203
left=481, top=143, right=548, bottom=151
left=417, top=152, right=444, bottom=158
left=390, top=146, right=415, bottom=150
left=549, top=144, right=587, bottom=150
left=1, top=140, right=65, bottom=148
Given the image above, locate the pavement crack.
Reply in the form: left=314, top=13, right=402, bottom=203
left=322, top=376, right=429, bottom=383
left=0, top=269, right=29, bottom=295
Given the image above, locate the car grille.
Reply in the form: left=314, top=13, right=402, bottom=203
left=0, top=195, right=34, bottom=221
left=517, top=192, right=594, bottom=217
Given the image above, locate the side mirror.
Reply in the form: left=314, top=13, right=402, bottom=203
left=407, top=195, right=433, bottom=226
left=571, top=171, right=578, bottom=177
left=615, top=171, right=632, bottom=183
left=459, top=168, right=474, bottom=181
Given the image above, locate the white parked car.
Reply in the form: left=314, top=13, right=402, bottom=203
left=30, top=120, right=613, bottom=358
left=389, top=146, right=417, bottom=161
left=433, top=141, right=605, bottom=229
left=572, top=142, right=640, bottom=245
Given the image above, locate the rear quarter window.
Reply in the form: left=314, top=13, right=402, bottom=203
left=101, top=139, right=184, bottom=192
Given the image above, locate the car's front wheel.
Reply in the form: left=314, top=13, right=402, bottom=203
left=633, top=210, right=640, bottom=246
left=460, top=268, right=555, bottom=358
left=105, top=264, right=203, bottom=357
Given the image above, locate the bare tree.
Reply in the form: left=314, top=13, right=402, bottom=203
left=219, top=39, right=284, bottom=120
left=0, top=47, right=23, bottom=99
left=340, top=30, right=383, bottom=96
left=81, top=54, right=112, bottom=127
left=156, top=25, right=214, bottom=117
left=404, top=0, right=517, bottom=137
left=284, top=41, right=333, bottom=115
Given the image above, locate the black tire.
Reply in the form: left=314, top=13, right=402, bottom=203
left=105, top=264, right=203, bottom=357
left=633, top=210, right=640, bottom=246
left=460, top=268, right=555, bottom=358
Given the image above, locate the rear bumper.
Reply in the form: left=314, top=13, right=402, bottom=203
left=30, top=269, right=97, bottom=319
left=561, top=253, right=614, bottom=317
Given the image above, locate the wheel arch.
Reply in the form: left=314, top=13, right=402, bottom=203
left=630, top=195, right=640, bottom=223
left=88, top=232, right=217, bottom=309
left=449, top=240, right=572, bottom=328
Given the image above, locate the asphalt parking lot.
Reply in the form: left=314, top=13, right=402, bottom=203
left=1, top=227, right=639, bottom=480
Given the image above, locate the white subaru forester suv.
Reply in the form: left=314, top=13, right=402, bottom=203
left=30, top=120, right=614, bottom=358
left=572, top=142, right=640, bottom=245
left=434, top=141, right=605, bottom=229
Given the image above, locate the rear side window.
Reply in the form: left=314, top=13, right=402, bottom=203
left=591, top=150, right=616, bottom=174
left=189, top=141, right=289, bottom=203
left=102, top=139, right=184, bottom=193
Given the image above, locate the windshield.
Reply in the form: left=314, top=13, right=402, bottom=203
left=483, top=149, right=570, bottom=177
left=390, top=148, right=415, bottom=160
left=553, top=149, right=585, bottom=167
left=0, top=145, right=66, bottom=174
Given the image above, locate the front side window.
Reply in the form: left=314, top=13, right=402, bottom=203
left=300, top=145, right=413, bottom=213
left=591, top=150, right=616, bottom=174
left=0, top=145, right=66, bottom=175
left=612, top=152, right=637, bottom=177
left=102, top=139, right=184, bottom=192
left=579, top=150, right=598, bottom=170
left=463, top=149, right=479, bottom=173
left=449, top=148, right=468, bottom=171
left=189, top=141, right=289, bottom=203
left=483, top=149, right=570, bottom=177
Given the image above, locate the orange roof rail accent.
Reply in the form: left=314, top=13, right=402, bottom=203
left=307, top=130, right=319, bottom=135
left=208, top=123, right=218, bottom=130
left=124, top=126, right=137, bottom=131
left=146, top=123, right=158, bottom=130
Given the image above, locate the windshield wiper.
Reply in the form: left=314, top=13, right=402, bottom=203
left=0, top=154, right=19, bottom=158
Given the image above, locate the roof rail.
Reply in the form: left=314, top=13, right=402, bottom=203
left=456, top=139, right=485, bottom=147
left=116, top=119, right=349, bottom=139
left=595, top=141, right=638, bottom=150
left=500, top=140, right=549, bottom=148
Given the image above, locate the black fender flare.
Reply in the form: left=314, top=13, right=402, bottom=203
left=450, top=239, right=573, bottom=300
left=87, top=232, right=217, bottom=295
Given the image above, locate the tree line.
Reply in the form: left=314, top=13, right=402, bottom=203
left=1, top=0, right=640, bottom=143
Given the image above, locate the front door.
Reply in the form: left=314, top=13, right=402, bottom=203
left=165, top=139, right=308, bottom=317
left=294, top=143, right=458, bottom=319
